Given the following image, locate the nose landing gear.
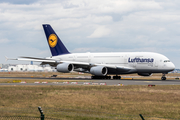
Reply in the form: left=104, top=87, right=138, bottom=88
left=161, top=73, right=166, bottom=80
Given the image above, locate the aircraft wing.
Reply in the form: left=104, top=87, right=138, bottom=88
left=53, top=61, right=133, bottom=73
left=17, top=57, right=57, bottom=63
left=8, top=56, right=133, bottom=73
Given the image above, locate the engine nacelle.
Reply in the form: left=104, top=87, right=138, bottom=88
left=57, top=63, right=74, bottom=73
left=90, top=66, right=108, bottom=76
left=138, top=73, right=152, bottom=76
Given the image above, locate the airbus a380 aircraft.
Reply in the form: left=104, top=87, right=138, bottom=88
left=11, top=24, right=175, bottom=80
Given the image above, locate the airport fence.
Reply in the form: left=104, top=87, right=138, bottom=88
left=0, top=107, right=177, bottom=120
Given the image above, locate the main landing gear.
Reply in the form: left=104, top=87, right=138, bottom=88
left=91, top=76, right=111, bottom=79
left=161, top=73, right=167, bottom=80
left=91, top=75, right=122, bottom=79
left=113, top=75, right=121, bottom=79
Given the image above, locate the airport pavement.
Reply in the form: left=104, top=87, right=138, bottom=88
left=0, top=77, right=180, bottom=85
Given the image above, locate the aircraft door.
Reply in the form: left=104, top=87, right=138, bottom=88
left=124, top=55, right=128, bottom=66
left=133, top=61, right=137, bottom=68
left=88, top=53, right=93, bottom=63
left=154, top=59, right=158, bottom=68
left=73, top=55, right=76, bottom=61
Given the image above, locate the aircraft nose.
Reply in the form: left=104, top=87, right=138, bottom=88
left=169, top=62, right=175, bottom=71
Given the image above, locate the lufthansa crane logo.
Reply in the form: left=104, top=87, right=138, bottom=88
left=48, top=34, right=57, bottom=48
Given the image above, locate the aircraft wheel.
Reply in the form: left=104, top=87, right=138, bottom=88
left=91, top=76, right=100, bottom=79
left=113, top=76, right=120, bottom=79
left=161, top=77, right=166, bottom=80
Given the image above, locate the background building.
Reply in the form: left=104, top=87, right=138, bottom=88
left=0, top=64, right=56, bottom=72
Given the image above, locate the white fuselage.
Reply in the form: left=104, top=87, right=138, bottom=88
left=49, top=52, right=175, bottom=74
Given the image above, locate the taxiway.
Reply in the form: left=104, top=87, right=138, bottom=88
left=0, top=77, right=179, bottom=86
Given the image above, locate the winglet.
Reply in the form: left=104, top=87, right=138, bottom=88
left=5, top=56, right=8, bottom=61
left=5, top=56, right=17, bottom=61
left=42, top=24, right=70, bottom=56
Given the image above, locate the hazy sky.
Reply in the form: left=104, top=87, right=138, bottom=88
left=0, top=0, right=180, bottom=68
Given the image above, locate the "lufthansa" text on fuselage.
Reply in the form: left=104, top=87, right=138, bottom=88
left=128, top=58, right=154, bottom=63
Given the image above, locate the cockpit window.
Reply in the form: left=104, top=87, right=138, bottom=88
left=164, top=60, right=170, bottom=62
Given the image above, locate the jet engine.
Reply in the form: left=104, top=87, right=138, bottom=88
left=90, top=66, right=108, bottom=76
left=57, top=63, right=74, bottom=73
left=138, top=73, right=152, bottom=76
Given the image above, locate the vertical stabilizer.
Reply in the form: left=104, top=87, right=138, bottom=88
left=43, top=24, right=70, bottom=56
